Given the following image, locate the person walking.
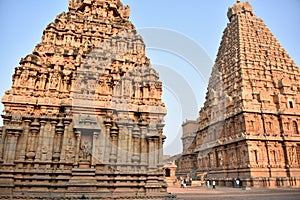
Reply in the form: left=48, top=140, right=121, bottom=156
left=212, top=180, right=216, bottom=189
left=236, top=178, right=240, bottom=188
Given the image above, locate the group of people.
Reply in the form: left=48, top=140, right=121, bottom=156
left=174, top=177, right=193, bottom=188
left=174, top=177, right=242, bottom=189
left=181, top=179, right=187, bottom=188
left=206, top=180, right=216, bottom=189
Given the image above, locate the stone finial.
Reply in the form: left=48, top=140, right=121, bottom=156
left=237, top=0, right=241, bottom=3
left=227, top=1, right=253, bottom=21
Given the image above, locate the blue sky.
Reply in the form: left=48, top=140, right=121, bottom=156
left=0, top=0, right=299, bottom=155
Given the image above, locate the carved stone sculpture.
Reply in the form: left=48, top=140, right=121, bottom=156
left=0, top=0, right=167, bottom=199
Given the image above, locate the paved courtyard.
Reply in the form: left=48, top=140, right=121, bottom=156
left=167, top=186, right=300, bottom=200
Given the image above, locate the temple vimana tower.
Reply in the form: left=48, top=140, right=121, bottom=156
left=177, top=1, right=300, bottom=187
left=0, top=0, right=167, bottom=199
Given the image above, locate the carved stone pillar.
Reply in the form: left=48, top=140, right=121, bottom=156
left=3, top=130, right=22, bottom=164
left=140, top=124, right=147, bottom=166
left=46, top=120, right=57, bottom=161
left=98, top=127, right=106, bottom=163
left=132, top=135, right=140, bottom=164
left=60, top=119, right=71, bottom=163
left=74, top=130, right=81, bottom=166
left=265, top=141, right=272, bottom=169
left=126, top=124, right=133, bottom=164
left=104, top=117, right=112, bottom=163
left=154, top=137, right=159, bottom=168
left=148, top=137, right=158, bottom=170
left=109, top=123, right=118, bottom=163
left=26, top=120, right=40, bottom=161
left=52, top=121, right=64, bottom=162
left=117, top=123, right=124, bottom=163
left=157, top=124, right=165, bottom=167
left=132, top=125, right=140, bottom=164
left=91, top=131, right=100, bottom=167
left=35, top=119, right=46, bottom=161
left=18, top=119, right=31, bottom=161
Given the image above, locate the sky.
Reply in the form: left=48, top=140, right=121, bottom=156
left=0, top=0, right=299, bottom=155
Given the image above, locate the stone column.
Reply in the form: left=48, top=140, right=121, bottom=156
left=60, top=119, right=71, bottom=163
left=148, top=137, right=156, bottom=170
left=35, top=119, right=46, bottom=161
left=265, top=141, right=272, bottom=177
left=104, top=119, right=112, bottom=163
left=74, top=130, right=81, bottom=166
left=46, top=120, right=57, bottom=161
left=98, top=128, right=106, bottom=163
left=18, top=119, right=31, bottom=161
left=140, top=125, right=147, bottom=166
left=117, top=123, right=124, bottom=163
left=109, top=124, right=118, bottom=163
left=157, top=125, right=165, bottom=167
left=52, top=121, right=64, bottom=162
left=132, top=134, right=140, bottom=164
left=126, top=124, right=133, bottom=164
left=26, top=120, right=40, bottom=161
left=3, top=130, right=22, bottom=164
left=91, top=131, right=100, bottom=167
left=154, top=138, right=159, bottom=168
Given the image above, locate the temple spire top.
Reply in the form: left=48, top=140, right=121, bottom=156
left=227, top=0, right=253, bottom=21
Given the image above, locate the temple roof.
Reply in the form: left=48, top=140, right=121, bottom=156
left=198, top=0, right=300, bottom=128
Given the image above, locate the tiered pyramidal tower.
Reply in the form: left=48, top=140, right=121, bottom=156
left=0, top=0, right=167, bottom=199
left=177, top=1, right=300, bottom=187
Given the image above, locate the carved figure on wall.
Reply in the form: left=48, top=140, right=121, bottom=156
left=50, top=74, right=60, bottom=89
left=19, top=69, right=29, bottom=86
left=217, top=151, right=224, bottom=167
left=149, top=84, right=157, bottom=98
left=289, top=146, right=297, bottom=165
left=81, top=140, right=91, bottom=160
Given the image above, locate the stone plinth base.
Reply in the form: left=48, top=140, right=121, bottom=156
left=68, top=166, right=97, bottom=192
left=0, top=164, right=168, bottom=199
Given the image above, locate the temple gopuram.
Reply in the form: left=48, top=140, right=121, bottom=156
left=0, top=0, right=167, bottom=199
left=177, top=1, right=300, bottom=187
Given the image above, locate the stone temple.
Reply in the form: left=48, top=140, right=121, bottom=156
left=0, top=0, right=167, bottom=199
left=176, top=1, right=300, bottom=187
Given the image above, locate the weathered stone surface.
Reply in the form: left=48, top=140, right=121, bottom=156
left=176, top=120, right=198, bottom=178
left=0, top=0, right=167, bottom=199
left=176, top=1, right=300, bottom=188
